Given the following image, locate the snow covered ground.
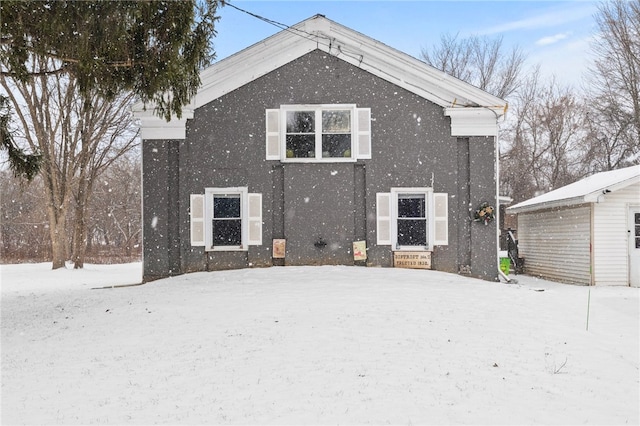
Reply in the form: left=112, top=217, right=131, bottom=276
left=1, top=262, right=638, bottom=425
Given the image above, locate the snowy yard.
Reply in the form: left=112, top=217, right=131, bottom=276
left=1, top=263, right=638, bottom=425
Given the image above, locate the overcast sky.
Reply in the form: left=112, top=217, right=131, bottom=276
left=213, top=1, right=600, bottom=90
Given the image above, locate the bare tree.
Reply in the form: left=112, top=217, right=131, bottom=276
left=88, top=153, right=141, bottom=260
left=1, top=56, right=138, bottom=269
left=69, top=93, right=139, bottom=268
left=0, top=172, right=50, bottom=261
left=500, top=69, right=589, bottom=202
left=583, top=0, right=640, bottom=170
left=421, top=33, right=526, bottom=99
left=1, top=154, right=142, bottom=264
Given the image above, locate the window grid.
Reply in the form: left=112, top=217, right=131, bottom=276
left=282, top=105, right=355, bottom=161
left=212, top=194, right=242, bottom=247
left=396, top=193, right=427, bottom=247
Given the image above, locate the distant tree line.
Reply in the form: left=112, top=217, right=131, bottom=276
left=1, top=152, right=141, bottom=263
left=422, top=0, right=640, bottom=203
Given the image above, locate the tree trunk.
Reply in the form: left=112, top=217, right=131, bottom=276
left=72, top=173, right=93, bottom=269
left=47, top=204, right=68, bottom=269
left=72, top=198, right=87, bottom=269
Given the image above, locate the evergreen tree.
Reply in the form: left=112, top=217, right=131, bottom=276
left=0, top=1, right=223, bottom=268
left=1, top=0, right=222, bottom=120
left=0, top=95, right=41, bottom=180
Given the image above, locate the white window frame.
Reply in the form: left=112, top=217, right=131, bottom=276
left=204, top=187, right=248, bottom=251
left=280, top=104, right=357, bottom=163
left=390, top=187, right=434, bottom=251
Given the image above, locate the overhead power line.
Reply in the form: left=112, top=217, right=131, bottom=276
left=222, top=1, right=462, bottom=107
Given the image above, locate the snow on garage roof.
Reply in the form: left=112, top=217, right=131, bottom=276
left=508, top=165, right=640, bottom=214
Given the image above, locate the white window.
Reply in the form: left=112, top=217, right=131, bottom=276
left=376, top=188, right=448, bottom=250
left=395, top=192, right=428, bottom=247
left=189, top=188, right=262, bottom=251
left=265, top=105, right=371, bottom=162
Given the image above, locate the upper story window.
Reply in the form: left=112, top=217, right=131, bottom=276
left=286, top=108, right=352, bottom=159
left=266, top=104, right=371, bottom=162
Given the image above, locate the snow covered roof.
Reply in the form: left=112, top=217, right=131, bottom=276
left=134, top=14, right=507, bottom=140
left=507, top=165, right=640, bottom=214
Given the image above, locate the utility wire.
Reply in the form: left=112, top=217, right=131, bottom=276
left=225, top=2, right=368, bottom=69
left=224, top=2, right=290, bottom=32
left=224, top=2, right=322, bottom=44
left=223, top=1, right=466, bottom=107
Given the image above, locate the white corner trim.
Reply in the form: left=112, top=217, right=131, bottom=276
left=444, top=107, right=502, bottom=137
left=134, top=107, right=193, bottom=140
left=138, top=120, right=188, bottom=140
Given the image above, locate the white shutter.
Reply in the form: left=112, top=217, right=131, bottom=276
left=376, top=192, right=391, bottom=245
left=247, top=193, right=262, bottom=245
left=266, top=109, right=280, bottom=160
left=190, top=194, right=205, bottom=246
left=433, top=192, right=448, bottom=246
left=356, top=108, right=371, bottom=159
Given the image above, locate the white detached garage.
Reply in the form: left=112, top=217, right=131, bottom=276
left=508, top=165, right=640, bottom=287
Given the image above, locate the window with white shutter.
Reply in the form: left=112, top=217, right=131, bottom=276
left=194, top=187, right=263, bottom=251
left=356, top=108, right=371, bottom=159
left=266, top=109, right=280, bottom=160
left=265, top=104, right=371, bottom=162
left=378, top=188, right=449, bottom=250
left=433, top=193, right=449, bottom=246
left=376, top=192, right=392, bottom=245
left=247, top=193, right=262, bottom=246
left=190, top=194, right=205, bottom=246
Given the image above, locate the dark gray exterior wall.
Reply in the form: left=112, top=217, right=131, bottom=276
left=142, top=49, right=498, bottom=282
left=142, top=139, right=181, bottom=281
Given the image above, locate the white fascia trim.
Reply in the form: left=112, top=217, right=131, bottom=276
left=321, top=22, right=506, bottom=110
left=195, top=16, right=508, bottom=111
left=133, top=15, right=508, bottom=140
left=583, top=175, right=640, bottom=202
left=509, top=175, right=640, bottom=213
left=197, top=36, right=317, bottom=109
left=507, top=197, right=588, bottom=214
left=444, top=107, right=502, bottom=137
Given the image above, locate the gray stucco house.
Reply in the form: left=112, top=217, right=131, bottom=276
left=134, top=15, right=507, bottom=282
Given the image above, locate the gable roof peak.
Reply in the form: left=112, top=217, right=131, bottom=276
left=301, top=14, right=330, bottom=33
left=198, top=13, right=505, bottom=109
left=133, top=14, right=507, bottom=139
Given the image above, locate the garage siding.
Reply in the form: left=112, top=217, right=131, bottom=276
left=593, top=182, right=640, bottom=285
left=518, top=205, right=591, bottom=285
